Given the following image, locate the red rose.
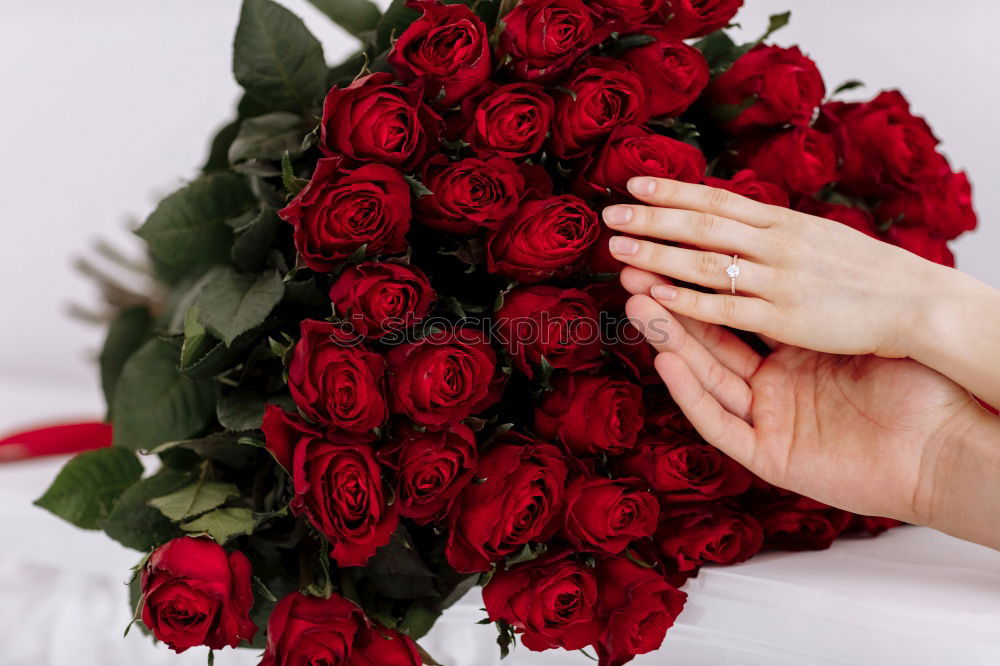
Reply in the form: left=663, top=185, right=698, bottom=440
left=796, top=198, right=878, bottom=237
left=620, top=436, right=752, bottom=500
left=661, top=0, right=744, bottom=39
left=849, top=515, right=904, bottom=536
left=820, top=91, right=948, bottom=195
left=262, top=407, right=398, bottom=566
left=709, top=45, right=825, bottom=135
left=620, top=35, right=709, bottom=118
left=754, top=495, right=852, bottom=551
left=534, top=374, right=644, bottom=455
left=550, top=58, right=649, bottom=159
left=563, top=476, right=660, bottom=554
left=875, top=170, right=977, bottom=240
left=610, top=323, right=661, bottom=385
left=388, top=1, right=491, bottom=108
left=447, top=434, right=568, bottom=572
left=463, top=83, right=555, bottom=158
left=497, top=0, right=601, bottom=82
left=654, top=504, right=763, bottom=574
left=883, top=225, right=955, bottom=267
left=279, top=157, right=411, bottom=271
left=329, top=262, right=435, bottom=340
left=387, top=327, right=503, bottom=428
left=416, top=155, right=532, bottom=234
left=595, top=556, right=687, bottom=666
left=140, top=537, right=256, bottom=653
left=494, top=285, right=604, bottom=377
left=582, top=125, right=706, bottom=198
left=320, top=72, right=443, bottom=169
left=287, top=319, right=387, bottom=434
left=483, top=550, right=601, bottom=651
left=732, top=127, right=839, bottom=196
left=487, top=195, right=600, bottom=283
left=351, top=626, right=422, bottom=666
left=703, top=169, right=789, bottom=207
left=377, top=423, right=478, bottom=524
left=584, top=0, right=665, bottom=28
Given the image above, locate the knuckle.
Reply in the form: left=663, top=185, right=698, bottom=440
left=697, top=250, right=720, bottom=278
left=706, top=187, right=732, bottom=215
left=692, top=211, right=718, bottom=239
left=719, top=296, right=739, bottom=322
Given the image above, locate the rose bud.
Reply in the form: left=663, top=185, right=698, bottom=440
left=708, top=45, right=825, bottom=135
left=462, top=83, right=555, bottom=158
left=261, top=592, right=365, bottom=666
left=534, top=374, right=644, bottom=456
left=494, top=285, right=604, bottom=378
left=387, top=327, right=504, bottom=428
left=262, top=407, right=398, bottom=566
left=446, top=434, right=568, bottom=572
left=883, top=225, right=955, bottom=267
left=550, top=58, right=648, bottom=159
left=581, top=125, right=706, bottom=198
left=620, top=34, right=709, bottom=118
left=139, top=537, right=256, bottom=653
left=563, top=476, right=660, bottom=554
left=287, top=319, right=387, bottom=435
left=278, top=157, right=411, bottom=271
left=415, top=155, right=531, bottom=234
left=487, top=194, right=600, bottom=283
left=704, top=169, right=790, bottom=207
left=329, top=262, right=435, bottom=340
left=320, top=72, right=443, bottom=169
left=377, top=423, right=478, bottom=525
left=875, top=170, right=977, bottom=240
left=497, top=0, right=601, bottom=82
left=795, top=198, right=878, bottom=237
left=754, top=495, right=852, bottom=551
left=654, top=504, right=763, bottom=575
left=388, top=1, right=491, bottom=108
left=849, top=515, right=904, bottom=536
left=594, top=556, right=687, bottom=666
left=619, top=435, right=752, bottom=500
left=660, top=0, right=744, bottom=39
left=482, top=550, right=601, bottom=651
left=585, top=0, right=665, bottom=28
left=731, top=127, right=839, bottom=196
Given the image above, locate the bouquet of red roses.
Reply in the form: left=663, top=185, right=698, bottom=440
left=36, top=0, right=976, bottom=664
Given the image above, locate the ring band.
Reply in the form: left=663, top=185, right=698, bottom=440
left=726, top=255, right=740, bottom=295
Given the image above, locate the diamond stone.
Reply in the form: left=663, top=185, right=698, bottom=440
left=726, top=264, right=740, bottom=278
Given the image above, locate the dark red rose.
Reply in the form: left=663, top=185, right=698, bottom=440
left=483, top=550, right=600, bottom=651
left=708, top=45, right=825, bottom=135
left=388, top=1, right=490, bottom=108
left=287, top=319, right=387, bottom=434
left=849, top=515, right=905, bottom=536
left=497, top=0, right=601, bottom=82
left=416, top=155, right=532, bottom=234
left=883, top=225, right=955, bottom=267
left=329, top=261, right=435, bottom=340
left=875, top=170, right=977, bottom=240
left=703, top=169, right=789, bottom=207
left=550, top=58, right=648, bottom=159
left=731, top=127, right=839, bottom=196
left=447, top=435, right=568, bottom=572
left=140, top=537, right=256, bottom=653
left=487, top=195, right=600, bottom=283
left=320, top=72, right=443, bottom=169
left=755, top=495, right=852, bottom=551
left=610, top=322, right=661, bottom=385
left=463, top=83, right=555, bottom=157
left=595, top=556, right=687, bottom=666
left=386, top=327, right=503, bottom=428
left=654, top=504, right=763, bottom=574
left=796, top=198, right=878, bottom=237
left=620, top=34, right=709, bottom=118
left=278, top=157, right=411, bottom=271
left=534, top=374, right=644, bottom=455
left=582, top=125, right=706, bottom=198
left=377, top=423, right=478, bottom=524
left=563, top=476, right=659, bottom=554
left=620, top=436, right=752, bottom=500
left=584, top=0, right=665, bottom=28
left=262, top=407, right=398, bottom=566
left=661, top=0, right=743, bottom=39
left=495, top=285, right=604, bottom=378
left=820, top=91, right=949, bottom=195
left=351, top=626, right=422, bottom=666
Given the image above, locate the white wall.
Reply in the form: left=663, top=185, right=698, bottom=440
left=0, top=0, right=996, bottom=401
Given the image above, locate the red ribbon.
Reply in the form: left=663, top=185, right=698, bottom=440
left=0, top=421, right=112, bottom=462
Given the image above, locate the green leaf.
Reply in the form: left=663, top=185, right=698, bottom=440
left=281, top=152, right=308, bottom=196
left=136, top=173, right=255, bottom=276
left=233, top=0, right=329, bottom=114
left=228, top=112, right=306, bottom=164
left=203, top=119, right=241, bottom=172
left=148, top=430, right=262, bottom=468
left=758, top=11, right=791, bottom=43
left=182, top=507, right=256, bottom=543
left=232, top=207, right=282, bottom=273
left=217, top=392, right=267, bottom=431
left=34, top=448, right=143, bottom=530
left=306, top=0, right=382, bottom=37
left=99, top=306, right=153, bottom=419
left=111, top=338, right=217, bottom=451
left=149, top=480, right=240, bottom=523
left=399, top=603, right=441, bottom=641
left=196, top=268, right=284, bottom=345
left=833, top=79, right=865, bottom=96
left=102, top=469, right=194, bottom=551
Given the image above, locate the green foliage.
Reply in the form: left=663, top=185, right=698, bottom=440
left=306, top=0, right=382, bottom=37
left=182, top=507, right=256, bottom=544
left=34, top=448, right=143, bottom=530
left=99, top=305, right=153, bottom=418
left=149, top=480, right=240, bottom=522
left=217, top=392, right=267, bottom=431
left=103, top=469, right=194, bottom=551
left=372, top=0, right=421, bottom=53
left=232, top=207, right=282, bottom=272
left=228, top=112, right=306, bottom=165
left=195, top=267, right=284, bottom=345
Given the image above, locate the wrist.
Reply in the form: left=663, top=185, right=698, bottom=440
left=900, top=260, right=973, bottom=363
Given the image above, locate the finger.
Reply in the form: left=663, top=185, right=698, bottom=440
left=626, top=295, right=752, bottom=420
left=650, top=283, right=776, bottom=334
left=627, top=177, right=780, bottom=229
left=654, top=352, right=756, bottom=468
left=603, top=205, right=764, bottom=258
left=620, top=266, right=667, bottom=296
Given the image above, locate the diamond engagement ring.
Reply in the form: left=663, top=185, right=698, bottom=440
left=726, top=255, right=740, bottom=294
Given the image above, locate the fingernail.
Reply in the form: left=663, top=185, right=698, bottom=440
left=609, top=236, right=639, bottom=255
left=603, top=205, right=633, bottom=225
left=628, top=177, right=655, bottom=196
left=651, top=285, right=678, bottom=301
